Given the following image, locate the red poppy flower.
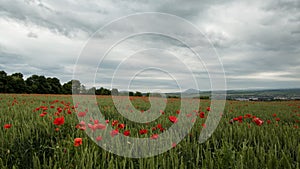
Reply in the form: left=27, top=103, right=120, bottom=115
left=253, top=118, right=263, bottom=126
left=238, top=116, right=243, bottom=123
left=267, top=120, right=271, bottom=124
left=150, top=134, right=159, bottom=139
left=169, top=116, right=178, bottom=123
left=238, top=116, right=243, bottom=121
left=112, top=120, right=118, bottom=126
left=4, top=124, right=12, bottom=129
left=159, top=128, right=165, bottom=132
left=95, top=123, right=106, bottom=130
left=54, top=111, right=60, bottom=116
left=139, top=129, right=148, bottom=135
left=74, top=138, right=83, bottom=147
left=172, top=143, right=177, bottom=148
left=110, top=129, right=119, bottom=137
left=206, top=107, right=211, bottom=111
left=88, top=123, right=96, bottom=132
left=272, top=113, right=277, bottom=117
left=186, top=113, right=193, bottom=117
left=202, top=123, right=206, bottom=128
left=157, top=124, right=163, bottom=129
left=123, top=130, right=130, bottom=136
left=78, top=112, right=86, bottom=117
left=199, top=112, right=205, bottom=118
left=118, top=123, right=125, bottom=129
left=55, top=128, right=60, bottom=132
left=79, top=125, right=86, bottom=131
left=57, top=107, right=63, bottom=113
left=79, top=121, right=85, bottom=125
left=53, top=116, right=65, bottom=126
left=96, top=136, right=102, bottom=141
left=244, top=114, right=252, bottom=118
left=276, top=118, right=280, bottom=122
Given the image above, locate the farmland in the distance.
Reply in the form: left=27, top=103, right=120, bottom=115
left=0, top=94, right=300, bottom=169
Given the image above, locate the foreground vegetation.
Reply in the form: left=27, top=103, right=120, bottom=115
left=0, top=94, right=299, bottom=169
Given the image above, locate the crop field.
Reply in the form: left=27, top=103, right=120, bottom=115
left=0, top=94, right=299, bottom=169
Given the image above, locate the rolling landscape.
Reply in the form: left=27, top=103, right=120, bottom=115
left=1, top=0, right=299, bottom=168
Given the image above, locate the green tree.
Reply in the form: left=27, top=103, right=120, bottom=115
left=25, top=75, right=39, bottom=93
left=62, top=80, right=81, bottom=94
left=37, top=76, right=50, bottom=94
left=111, top=88, right=119, bottom=96
left=72, top=80, right=81, bottom=94
left=95, top=87, right=103, bottom=95
left=87, top=87, right=96, bottom=95
left=25, top=75, right=51, bottom=94
left=129, top=91, right=134, bottom=96
left=0, top=71, right=7, bottom=93
left=102, top=88, right=111, bottom=95
left=62, top=81, right=72, bottom=94
left=134, top=91, right=143, bottom=97
left=46, top=77, right=62, bottom=94
left=95, top=87, right=111, bottom=95
left=6, top=73, right=26, bottom=93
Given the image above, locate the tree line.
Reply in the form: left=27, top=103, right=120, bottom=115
left=0, top=70, right=143, bottom=96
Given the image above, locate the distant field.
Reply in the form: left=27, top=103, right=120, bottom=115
left=0, top=94, right=299, bottom=169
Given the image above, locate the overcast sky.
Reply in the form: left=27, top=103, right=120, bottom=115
left=0, top=0, right=299, bottom=92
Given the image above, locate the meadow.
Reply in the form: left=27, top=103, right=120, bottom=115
left=0, top=94, right=299, bottom=169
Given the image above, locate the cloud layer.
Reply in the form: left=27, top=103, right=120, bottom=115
left=0, top=0, right=299, bottom=92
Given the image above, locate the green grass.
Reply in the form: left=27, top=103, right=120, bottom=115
left=0, top=94, right=299, bottom=169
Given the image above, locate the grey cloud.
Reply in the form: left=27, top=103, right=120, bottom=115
left=262, top=0, right=300, bottom=13
left=0, top=50, right=27, bottom=64
left=0, top=0, right=234, bottom=39
left=291, top=30, right=300, bottom=34
left=27, top=32, right=38, bottom=38
left=154, top=0, right=233, bottom=20
left=0, top=0, right=110, bottom=38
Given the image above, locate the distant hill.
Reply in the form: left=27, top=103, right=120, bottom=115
left=183, top=88, right=200, bottom=94
left=225, top=88, right=300, bottom=97
left=165, top=88, right=300, bottom=99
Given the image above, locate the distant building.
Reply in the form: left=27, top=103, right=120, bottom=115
left=274, top=97, right=288, bottom=101
left=249, top=98, right=259, bottom=101
left=291, top=97, right=300, bottom=100
left=235, top=98, right=249, bottom=101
